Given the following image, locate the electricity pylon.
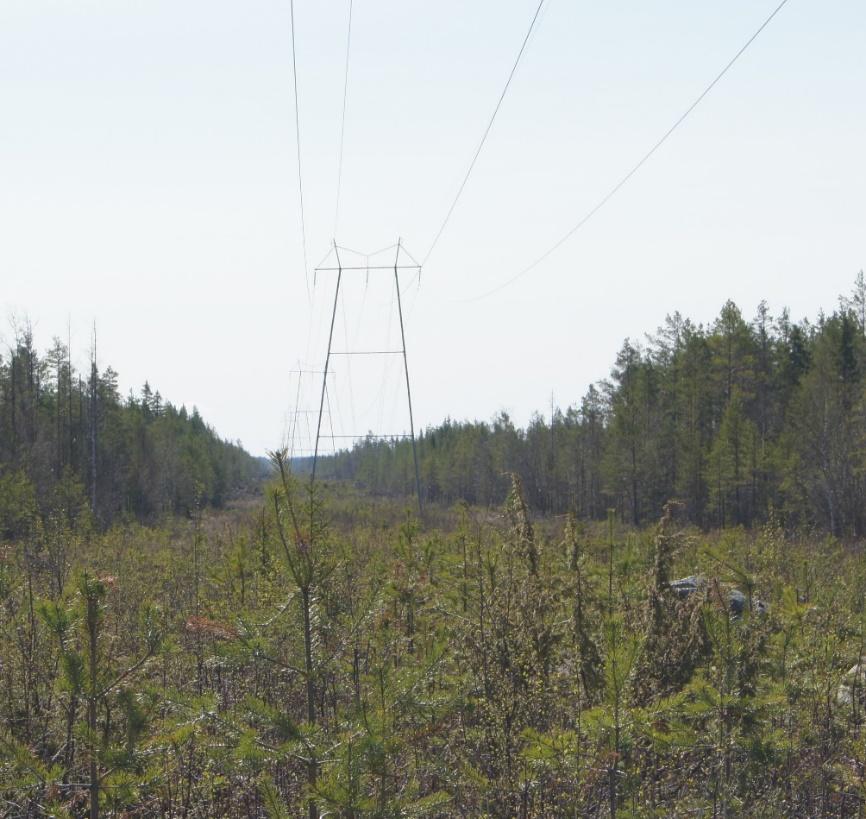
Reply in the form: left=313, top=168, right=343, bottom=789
left=311, top=239, right=423, bottom=517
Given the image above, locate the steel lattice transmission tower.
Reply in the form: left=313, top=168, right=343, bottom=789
left=310, top=239, right=423, bottom=517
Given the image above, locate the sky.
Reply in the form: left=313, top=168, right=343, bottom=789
left=1, top=0, right=864, bottom=455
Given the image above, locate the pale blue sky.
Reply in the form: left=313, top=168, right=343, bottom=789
left=1, top=0, right=864, bottom=454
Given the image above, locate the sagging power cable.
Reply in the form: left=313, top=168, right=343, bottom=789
left=334, top=0, right=354, bottom=239
left=289, top=0, right=311, bottom=302
left=422, top=0, right=547, bottom=268
left=461, top=0, right=793, bottom=303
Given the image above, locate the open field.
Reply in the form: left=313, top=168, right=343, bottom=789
left=4, top=469, right=866, bottom=817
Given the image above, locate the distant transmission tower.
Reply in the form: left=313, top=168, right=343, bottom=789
left=311, top=239, right=423, bottom=516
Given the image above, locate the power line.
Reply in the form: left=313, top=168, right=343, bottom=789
left=329, top=371, right=348, bottom=447
left=461, top=0, right=793, bottom=303
left=376, top=281, right=396, bottom=434
left=288, top=364, right=304, bottom=459
left=340, top=294, right=359, bottom=433
left=399, top=245, right=421, bottom=267
left=422, top=0, right=546, bottom=267
left=324, top=383, right=338, bottom=455
left=290, top=0, right=310, bottom=302
left=337, top=242, right=397, bottom=258
left=310, top=240, right=424, bottom=514
left=334, top=0, right=354, bottom=238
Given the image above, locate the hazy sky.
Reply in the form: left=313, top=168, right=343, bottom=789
left=2, top=0, right=864, bottom=455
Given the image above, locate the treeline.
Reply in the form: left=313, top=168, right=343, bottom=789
left=323, top=273, right=866, bottom=535
left=0, top=324, right=262, bottom=534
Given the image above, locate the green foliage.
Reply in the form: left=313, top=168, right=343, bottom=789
left=0, top=468, right=37, bottom=539
left=319, top=277, right=866, bottom=538
left=0, top=327, right=264, bottom=528
left=3, top=490, right=866, bottom=814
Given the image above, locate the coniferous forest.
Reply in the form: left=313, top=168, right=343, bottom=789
left=0, top=324, right=263, bottom=538
left=322, top=276, right=866, bottom=537
left=7, top=286, right=866, bottom=816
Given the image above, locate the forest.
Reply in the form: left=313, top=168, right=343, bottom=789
left=0, top=323, right=263, bottom=537
left=6, top=286, right=866, bottom=816
left=321, top=275, right=866, bottom=537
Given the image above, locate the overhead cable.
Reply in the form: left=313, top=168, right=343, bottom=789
left=422, top=0, right=546, bottom=267
left=461, top=0, right=792, bottom=303
left=290, top=0, right=311, bottom=302
left=334, top=0, right=354, bottom=239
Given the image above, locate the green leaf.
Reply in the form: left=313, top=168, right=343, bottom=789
left=259, top=773, right=291, bottom=819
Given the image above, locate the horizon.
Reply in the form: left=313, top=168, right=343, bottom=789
left=4, top=281, right=863, bottom=458
left=3, top=0, right=864, bottom=455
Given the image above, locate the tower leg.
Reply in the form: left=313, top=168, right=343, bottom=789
left=394, top=239, right=423, bottom=518
left=312, top=241, right=343, bottom=484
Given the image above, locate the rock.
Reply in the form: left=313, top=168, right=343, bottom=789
left=670, top=575, right=704, bottom=598
left=837, top=658, right=866, bottom=706
left=669, top=576, right=768, bottom=616
left=726, top=588, right=768, bottom=617
left=727, top=589, right=750, bottom=615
